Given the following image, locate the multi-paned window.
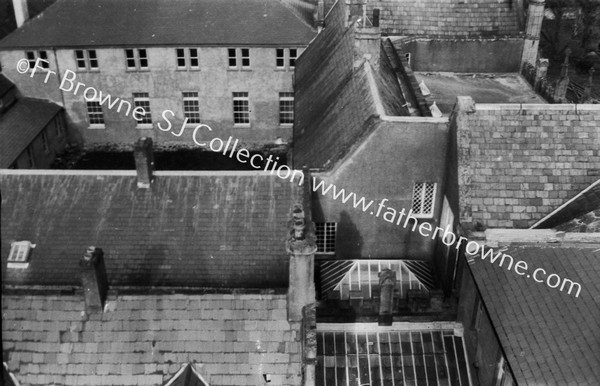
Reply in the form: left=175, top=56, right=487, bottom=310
left=86, top=100, right=105, bottom=127
left=176, top=48, right=199, bottom=70
left=25, top=50, right=49, bottom=69
left=279, top=92, right=294, bottom=125
left=232, top=92, right=249, bottom=125
left=182, top=92, right=201, bottom=124
left=133, top=92, right=152, bottom=127
left=411, top=182, right=437, bottom=218
left=316, top=222, right=336, bottom=253
left=7, top=241, right=34, bottom=269
left=75, top=49, right=99, bottom=71
left=125, top=48, right=148, bottom=70
left=228, top=48, right=250, bottom=69
left=275, top=48, right=298, bottom=69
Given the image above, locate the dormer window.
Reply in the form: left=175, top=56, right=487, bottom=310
left=7, top=241, right=35, bottom=269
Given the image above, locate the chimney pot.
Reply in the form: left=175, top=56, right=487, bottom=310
left=80, top=247, right=109, bottom=312
left=134, top=137, right=154, bottom=188
left=12, top=0, right=29, bottom=28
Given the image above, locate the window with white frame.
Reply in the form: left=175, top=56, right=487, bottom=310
left=228, top=48, right=250, bottom=69
left=125, top=48, right=148, bottom=70
left=176, top=48, right=199, bottom=70
left=133, top=92, right=152, bottom=127
left=86, top=100, right=105, bottom=128
left=232, top=92, right=249, bottom=125
left=411, top=182, right=437, bottom=218
left=7, top=241, right=35, bottom=269
left=315, top=222, right=336, bottom=253
left=26, top=50, right=49, bottom=69
left=75, top=49, right=99, bottom=71
left=279, top=92, right=294, bottom=125
left=276, top=48, right=298, bottom=69
left=182, top=92, right=201, bottom=124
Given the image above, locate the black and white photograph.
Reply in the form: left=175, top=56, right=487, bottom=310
left=0, top=0, right=599, bottom=384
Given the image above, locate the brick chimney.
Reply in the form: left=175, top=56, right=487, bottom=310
left=521, top=0, right=545, bottom=68
left=79, top=246, right=109, bottom=312
left=353, top=10, right=381, bottom=69
left=12, top=0, right=29, bottom=28
left=378, top=269, right=396, bottom=326
left=134, top=137, right=154, bottom=188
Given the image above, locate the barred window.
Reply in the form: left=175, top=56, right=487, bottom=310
left=133, top=92, right=152, bottom=127
left=75, top=50, right=98, bottom=71
left=183, top=92, right=201, bottom=124
left=316, top=222, right=336, bottom=253
left=232, top=92, right=249, bottom=125
left=279, top=92, right=294, bottom=125
left=411, top=182, right=437, bottom=218
left=86, top=101, right=105, bottom=127
left=125, top=48, right=148, bottom=70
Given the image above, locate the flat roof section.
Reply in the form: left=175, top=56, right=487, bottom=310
left=415, top=73, right=545, bottom=114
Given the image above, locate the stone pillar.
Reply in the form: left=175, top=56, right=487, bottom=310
left=80, top=246, right=109, bottom=312
left=134, top=137, right=154, bottom=188
left=378, top=269, right=396, bottom=326
left=521, top=0, right=545, bottom=69
left=287, top=204, right=317, bottom=322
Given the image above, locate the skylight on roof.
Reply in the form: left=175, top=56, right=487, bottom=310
left=7, top=241, right=35, bottom=269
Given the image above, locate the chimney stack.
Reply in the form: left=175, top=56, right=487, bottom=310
left=12, top=0, right=29, bottom=28
left=378, top=269, right=396, bottom=326
left=134, top=137, right=154, bottom=188
left=372, top=9, right=380, bottom=28
left=79, top=246, right=109, bottom=312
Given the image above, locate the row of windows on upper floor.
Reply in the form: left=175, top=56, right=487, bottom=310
left=25, top=47, right=299, bottom=72
left=85, top=91, right=294, bottom=129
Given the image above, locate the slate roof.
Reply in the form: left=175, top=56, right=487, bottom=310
left=457, top=101, right=600, bottom=228
left=0, top=98, right=62, bottom=168
left=293, top=1, right=408, bottom=170
left=1, top=170, right=300, bottom=288
left=2, top=293, right=302, bottom=385
left=468, top=245, right=600, bottom=385
left=0, top=0, right=316, bottom=49
left=532, top=179, right=600, bottom=229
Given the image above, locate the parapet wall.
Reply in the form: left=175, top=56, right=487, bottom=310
left=366, top=0, right=522, bottom=37
left=456, top=99, right=600, bottom=229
